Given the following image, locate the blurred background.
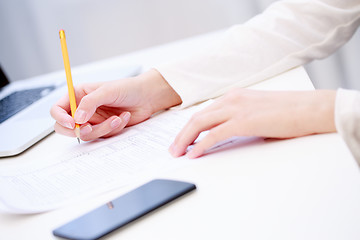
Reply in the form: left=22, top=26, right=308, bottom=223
left=0, top=0, right=359, bottom=89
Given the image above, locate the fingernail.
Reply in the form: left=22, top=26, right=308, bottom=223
left=75, top=110, right=86, bottom=123
left=80, top=125, right=92, bottom=135
left=186, top=149, right=198, bottom=159
left=122, top=112, right=131, bottom=123
left=64, top=122, right=74, bottom=129
left=111, top=117, right=122, bottom=129
left=169, top=143, right=181, bottom=157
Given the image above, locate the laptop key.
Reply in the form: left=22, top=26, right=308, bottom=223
left=0, top=86, right=55, bottom=124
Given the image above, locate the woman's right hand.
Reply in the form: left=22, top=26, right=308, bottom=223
left=50, top=69, right=182, bottom=141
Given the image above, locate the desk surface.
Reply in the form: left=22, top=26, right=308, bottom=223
left=1, top=30, right=360, bottom=240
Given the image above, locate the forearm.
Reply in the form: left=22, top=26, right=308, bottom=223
left=137, top=69, right=182, bottom=114
left=335, top=88, right=360, bottom=163
left=300, top=90, right=336, bottom=135
left=156, top=0, right=360, bottom=108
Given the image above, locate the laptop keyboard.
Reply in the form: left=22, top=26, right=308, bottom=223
left=0, top=86, right=55, bottom=124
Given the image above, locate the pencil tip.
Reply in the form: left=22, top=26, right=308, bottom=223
left=74, top=127, right=81, bottom=144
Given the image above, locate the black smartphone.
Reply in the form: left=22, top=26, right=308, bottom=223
left=53, top=179, right=196, bottom=240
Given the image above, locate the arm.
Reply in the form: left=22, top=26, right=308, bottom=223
left=335, top=89, right=360, bottom=163
left=157, top=0, right=360, bottom=108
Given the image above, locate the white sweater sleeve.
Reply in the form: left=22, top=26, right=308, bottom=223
left=156, top=0, right=360, bottom=108
left=335, top=89, right=360, bottom=163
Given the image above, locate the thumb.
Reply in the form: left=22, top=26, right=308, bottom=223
left=74, top=86, right=117, bottom=124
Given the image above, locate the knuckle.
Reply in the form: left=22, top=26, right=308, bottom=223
left=76, top=83, right=86, bottom=90
left=189, top=112, right=204, bottom=126
left=205, top=131, right=218, bottom=142
left=79, top=94, right=93, bottom=107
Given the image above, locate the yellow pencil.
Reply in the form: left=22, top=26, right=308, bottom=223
left=59, top=29, right=80, bottom=144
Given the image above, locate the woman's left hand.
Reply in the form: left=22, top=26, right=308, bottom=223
left=169, top=88, right=336, bottom=158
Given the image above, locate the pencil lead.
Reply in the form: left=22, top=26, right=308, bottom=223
left=77, top=138, right=80, bottom=144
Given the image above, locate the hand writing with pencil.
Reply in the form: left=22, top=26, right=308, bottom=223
left=50, top=69, right=182, bottom=141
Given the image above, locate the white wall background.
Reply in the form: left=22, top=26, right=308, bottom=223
left=0, top=0, right=359, bottom=90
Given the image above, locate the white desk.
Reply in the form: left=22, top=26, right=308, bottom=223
left=1, top=30, right=360, bottom=240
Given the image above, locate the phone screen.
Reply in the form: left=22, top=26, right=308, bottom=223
left=53, top=179, right=196, bottom=239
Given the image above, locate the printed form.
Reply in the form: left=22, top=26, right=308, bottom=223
left=0, top=101, right=214, bottom=214
left=0, top=100, right=253, bottom=214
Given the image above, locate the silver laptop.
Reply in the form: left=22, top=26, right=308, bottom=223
left=0, top=64, right=141, bottom=157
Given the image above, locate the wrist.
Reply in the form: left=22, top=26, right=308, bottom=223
left=137, top=69, right=182, bottom=114
left=308, top=90, right=336, bottom=134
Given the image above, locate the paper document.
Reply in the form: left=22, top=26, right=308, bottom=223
left=0, top=100, right=255, bottom=214
left=0, top=101, right=214, bottom=213
left=0, top=104, right=202, bottom=213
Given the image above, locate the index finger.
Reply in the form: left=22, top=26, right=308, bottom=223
left=169, top=109, right=227, bottom=157
left=50, top=93, right=75, bottom=129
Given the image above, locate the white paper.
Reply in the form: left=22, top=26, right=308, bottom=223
left=0, top=100, right=255, bottom=214
left=0, top=102, right=209, bottom=213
